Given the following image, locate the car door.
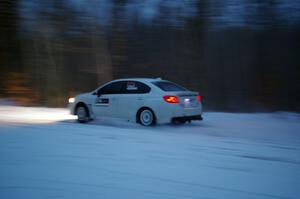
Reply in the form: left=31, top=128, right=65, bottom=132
left=117, top=81, right=151, bottom=120
left=92, top=81, right=124, bottom=118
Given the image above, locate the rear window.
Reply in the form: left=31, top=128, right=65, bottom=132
left=152, top=81, right=187, bottom=91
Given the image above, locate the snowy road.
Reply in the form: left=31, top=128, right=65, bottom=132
left=0, top=106, right=300, bottom=199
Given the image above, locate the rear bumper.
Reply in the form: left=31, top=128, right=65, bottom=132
left=172, top=115, right=203, bottom=122
left=153, top=102, right=203, bottom=124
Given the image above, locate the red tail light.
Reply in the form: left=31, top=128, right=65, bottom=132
left=197, top=95, right=201, bottom=102
left=163, top=95, right=179, bottom=103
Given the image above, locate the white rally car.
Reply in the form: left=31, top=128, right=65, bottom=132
left=69, top=78, right=203, bottom=126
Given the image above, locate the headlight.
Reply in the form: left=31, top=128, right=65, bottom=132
left=68, top=97, right=75, bottom=103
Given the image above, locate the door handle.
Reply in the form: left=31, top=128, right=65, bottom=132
left=137, top=97, right=144, bottom=101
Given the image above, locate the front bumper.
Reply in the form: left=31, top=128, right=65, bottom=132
left=69, top=102, right=76, bottom=115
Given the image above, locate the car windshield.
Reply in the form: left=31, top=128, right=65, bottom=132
left=152, top=81, right=187, bottom=91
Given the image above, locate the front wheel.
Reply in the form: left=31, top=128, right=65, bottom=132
left=76, top=105, right=90, bottom=123
left=138, top=109, right=156, bottom=126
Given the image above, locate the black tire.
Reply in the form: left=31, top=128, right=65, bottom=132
left=76, top=104, right=90, bottom=123
left=137, top=108, right=156, bottom=126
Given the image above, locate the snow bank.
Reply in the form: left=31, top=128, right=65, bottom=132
left=0, top=105, right=76, bottom=124
left=0, top=106, right=299, bottom=199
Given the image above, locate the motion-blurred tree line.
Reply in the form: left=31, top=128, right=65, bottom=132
left=0, top=0, right=300, bottom=111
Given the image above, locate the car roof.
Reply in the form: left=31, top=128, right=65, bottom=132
left=111, top=78, right=163, bottom=83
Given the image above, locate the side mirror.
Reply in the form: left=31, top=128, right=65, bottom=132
left=93, top=90, right=102, bottom=97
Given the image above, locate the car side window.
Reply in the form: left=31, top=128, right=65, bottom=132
left=97, top=81, right=125, bottom=95
left=122, top=81, right=151, bottom=94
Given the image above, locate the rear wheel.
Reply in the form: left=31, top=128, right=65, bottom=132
left=76, top=105, right=90, bottom=123
left=138, top=108, right=156, bottom=126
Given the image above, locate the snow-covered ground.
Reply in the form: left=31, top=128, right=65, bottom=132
left=0, top=106, right=299, bottom=199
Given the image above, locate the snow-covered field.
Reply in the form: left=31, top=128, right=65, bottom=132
left=0, top=106, right=299, bottom=199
